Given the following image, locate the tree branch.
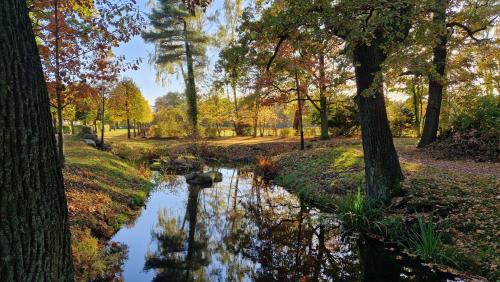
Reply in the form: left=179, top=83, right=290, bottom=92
left=266, top=34, right=288, bottom=71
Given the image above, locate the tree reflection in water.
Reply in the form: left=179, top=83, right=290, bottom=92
left=144, top=186, right=210, bottom=281
left=133, top=168, right=453, bottom=282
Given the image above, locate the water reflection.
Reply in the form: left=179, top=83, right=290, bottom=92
left=111, top=168, right=460, bottom=282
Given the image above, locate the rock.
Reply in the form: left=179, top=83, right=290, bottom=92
left=83, top=139, right=96, bottom=147
left=205, top=171, right=223, bottom=182
left=185, top=171, right=222, bottom=185
left=163, top=158, right=202, bottom=173
left=185, top=172, right=214, bottom=185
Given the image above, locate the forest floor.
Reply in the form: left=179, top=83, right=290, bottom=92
left=64, top=136, right=152, bottom=280
left=104, top=130, right=499, bottom=280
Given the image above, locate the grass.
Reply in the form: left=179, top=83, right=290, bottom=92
left=336, top=188, right=382, bottom=230
left=64, top=135, right=152, bottom=280
left=404, top=216, right=445, bottom=261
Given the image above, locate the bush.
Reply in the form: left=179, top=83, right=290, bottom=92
left=452, top=95, right=499, bottom=134
left=312, top=95, right=359, bottom=136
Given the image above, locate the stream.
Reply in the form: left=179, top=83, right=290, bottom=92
left=111, top=167, right=463, bottom=282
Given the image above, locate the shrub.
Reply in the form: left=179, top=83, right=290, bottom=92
left=311, top=95, right=360, bottom=136
left=452, top=95, right=499, bottom=134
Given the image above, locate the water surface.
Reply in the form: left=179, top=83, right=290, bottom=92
left=112, top=168, right=461, bottom=282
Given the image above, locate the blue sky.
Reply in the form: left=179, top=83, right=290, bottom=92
left=113, top=0, right=227, bottom=106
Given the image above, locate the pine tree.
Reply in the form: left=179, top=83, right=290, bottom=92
left=142, top=0, right=208, bottom=136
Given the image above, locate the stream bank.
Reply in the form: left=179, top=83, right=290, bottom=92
left=64, top=136, right=153, bottom=281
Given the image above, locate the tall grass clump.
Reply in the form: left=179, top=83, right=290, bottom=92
left=336, top=188, right=382, bottom=230
left=402, top=215, right=456, bottom=265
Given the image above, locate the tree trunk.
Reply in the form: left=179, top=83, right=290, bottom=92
left=183, top=21, right=198, bottom=137
left=232, top=82, right=241, bottom=135
left=70, top=120, right=74, bottom=135
left=418, top=0, right=448, bottom=148
left=100, top=92, right=105, bottom=148
left=295, top=71, right=305, bottom=150
left=319, top=53, right=329, bottom=140
left=0, top=0, right=73, bottom=280
left=353, top=43, right=403, bottom=201
left=53, top=0, right=65, bottom=168
left=127, top=118, right=131, bottom=139
left=133, top=119, right=137, bottom=137
left=253, top=93, right=259, bottom=137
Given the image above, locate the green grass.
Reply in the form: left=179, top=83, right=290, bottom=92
left=336, top=188, right=382, bottom=230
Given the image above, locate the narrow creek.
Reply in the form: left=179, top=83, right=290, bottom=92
left=111, top=167, right=463, bottom=281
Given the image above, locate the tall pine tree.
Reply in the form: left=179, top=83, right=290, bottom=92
left=142, top=0, right=208, bottom=136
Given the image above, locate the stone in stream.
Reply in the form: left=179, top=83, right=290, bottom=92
left=185, top=171, right=223, bottom=185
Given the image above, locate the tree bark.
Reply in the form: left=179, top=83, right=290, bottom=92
left=0, top=0, right=73, bottom=280
left=353, top=43, right=403, bottom=201
left=319, top=53, right=329, bottom=140
left=183, top=21, right=198, bottom=137
left=54, top=0, right=65, bottom=167
left=418, top=0, right=448, bottom=148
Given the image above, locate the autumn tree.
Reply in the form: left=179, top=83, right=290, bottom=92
left=108, top=79, right=146, bottom=138
left=417, top=0, right=498, bottom=147
left=29, top=0, right=143, bottom=165
left=0, top=0, right=73, bottom=280
left=259, top=0, right=415, bottom=199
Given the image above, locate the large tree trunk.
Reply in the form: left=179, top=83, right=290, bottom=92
left=183, top=21, right=198, bottom=137
left=418, top=0, right=448, bottom=148
left=319, top=53, right=330, bottom=140
left=0, top=0, right=73, bottom=280
left=353, top=43, right=403, bottom=201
